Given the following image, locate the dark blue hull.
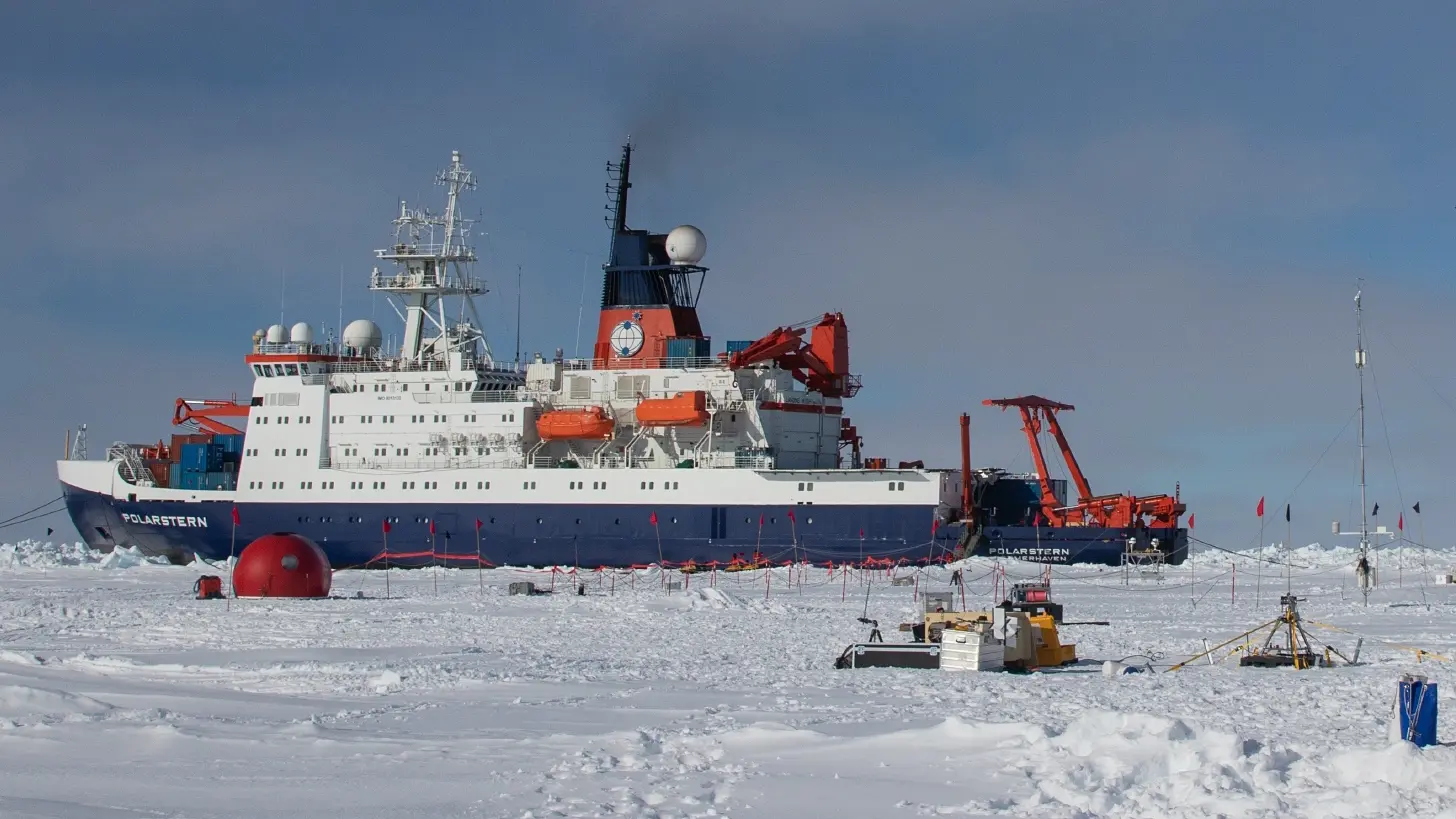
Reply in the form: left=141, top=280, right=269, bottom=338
left=63, top=483, right=1186, bottom=568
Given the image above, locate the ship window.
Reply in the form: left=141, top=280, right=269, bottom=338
left=888, top=482, right=895, bottom=491
left=530, top=481, right=536, bottom=489
left=253, top=365, right=264, bottom=376
left=641, top=481, right=646, bottom=489
left=671, top=517, right=678, bottom=524
left=807, top=517, right=813, bottom=524
left=401, top=384, right=408, bottom=391
left=673, top=482, right=679, bottom=490
left=807, top=483, right=814, bottom=491
left=537, top=518, right=543, bottom=525
left=424, top=383, right=430, bottom=391
left=898, top=482, right=905, bottom=490
left=731, top=414, right=736, bottom=422
left=798, top=482, right=804, bottom=491
left=649, top=482, right=654, bottom=489
left=285, top=364, right=299, bottom=376
left=299, top=365, right=309, bottom=374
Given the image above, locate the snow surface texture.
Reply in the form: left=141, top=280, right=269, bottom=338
left=3, top=539, right=1456, bottom=818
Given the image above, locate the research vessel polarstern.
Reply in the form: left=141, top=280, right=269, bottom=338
left=57, top=145, right=1189, bottom=569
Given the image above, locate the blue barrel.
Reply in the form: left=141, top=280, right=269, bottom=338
left=1399, top=675, right=1438, bottom=747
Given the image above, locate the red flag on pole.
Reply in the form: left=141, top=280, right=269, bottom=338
left=1256, top=497, right=1265, bottom=518
left=650, top=511, right=658, bottom=526
left=1188, top=513, right=1195, bottom=529
left=1399, top=513, right=1404, bottom=532
left=382, top=519, right=392, bottom=534
left=429, top=519, right=436, bottom=535
left=475, top=518, right=483, bottom=530
left=758, top=514, right=764, bottom=527
left=787, top=508, right=796, bottom=522
left=231, top=506, right=240, bottom=526
left=859, top=527, right=864, bottom=538
left=931, top=518, right=939, bottom=534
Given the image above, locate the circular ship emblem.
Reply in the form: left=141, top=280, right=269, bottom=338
left=610, top=320, right=645, bottom=357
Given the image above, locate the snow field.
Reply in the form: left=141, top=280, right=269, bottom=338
left=2, top=539, right=1456, bottom=817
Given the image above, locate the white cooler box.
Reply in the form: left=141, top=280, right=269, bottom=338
left=940, top=628, right=1005, bottom=672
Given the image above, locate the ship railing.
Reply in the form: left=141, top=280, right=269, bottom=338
left=327, top=455, right=528, bottom=472
left=368, top=270, right=481, bottom=292
left=558, top=356, right=725, bottom=371
left=373, top=243, right=477, bottom=261
left=322, top=358, right=525, bottom=376
left=410, top=390, right=525, bottom=404
left=107, top=443, right=157, bottom=487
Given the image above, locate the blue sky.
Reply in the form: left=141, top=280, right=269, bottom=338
left=6, top=2, right=1456, bottom=550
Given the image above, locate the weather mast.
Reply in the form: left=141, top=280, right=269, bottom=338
left=369, top=151, right=499, bottom=371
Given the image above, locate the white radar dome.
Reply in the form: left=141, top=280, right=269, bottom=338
left=265, top=324, right=287, bottom=344
left=289, top=322, right=314, bottom=345
left=665, top=224, right=707, bottom=266
left=343, top=319, right=382, bottom=352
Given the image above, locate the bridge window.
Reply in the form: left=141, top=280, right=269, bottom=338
left=285, top=364, right=299, bottom=376
left=253, top=365, right=264, bottom=376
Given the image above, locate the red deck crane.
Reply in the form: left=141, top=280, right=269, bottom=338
left=172, top=398, right=251, bottom=436
left=726, top=313, right=861, bottom=399
left=982, top=395, right=1185, bottom=529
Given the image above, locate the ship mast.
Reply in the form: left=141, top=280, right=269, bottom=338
left=1355, top=287, right=1370, bottom=601
left=370, top=151, right=491, bottom=366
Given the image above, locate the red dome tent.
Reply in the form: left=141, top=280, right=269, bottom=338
left=232, top=533, right=332, bottom=598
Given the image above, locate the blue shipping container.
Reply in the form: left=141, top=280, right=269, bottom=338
left=215, top=434, right=244, bottom=455
left=180, top=443, right=225, bottom=473
left=1399, top=675, right=1438, bottom=747
left=169, top=462, right=182, bottom=488
left=726, top=340, right=754, bottom=354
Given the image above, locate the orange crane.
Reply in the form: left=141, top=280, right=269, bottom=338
left=727, top=313, right=861, bottom=398
left=173, top=398, right=251, bottom=436
left=982, top=395, right=1185, bottom=528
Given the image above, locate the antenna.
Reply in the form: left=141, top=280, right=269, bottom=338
left=1355, top=284, right=1371, bottom=604
left=338, top=263, right=344, bottom=354
left=280, top=265, right=287, bottom=326
left=574, top=254, right=589, bottom=359
left=514, top=264, right=522, bottom=365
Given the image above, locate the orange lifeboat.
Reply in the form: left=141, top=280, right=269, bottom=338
left=635, top=391, right=709, bottom=426
left=536, top=407, right=615, bottom=440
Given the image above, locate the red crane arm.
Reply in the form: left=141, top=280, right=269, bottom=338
left=726, top=328, right=804, bottom=369
left=1039, top=407, right=1093, bottom=503
left=983, top=400, right=1064, bottom=523
left=173, top=398, right=250, bottom=436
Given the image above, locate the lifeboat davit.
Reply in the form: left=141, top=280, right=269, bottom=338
left=537, top=407, right=615, bottom=440
left=635, top=391, right=709, bottom=426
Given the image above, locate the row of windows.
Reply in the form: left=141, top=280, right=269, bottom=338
left=270, top=448, right=309, bottom=457
left=399, top=481, right=441, bottom=490
left=454, top=481, right=492, bottom=489
left=568, top=481, right=611, bottom=490
left=639, top=481, right=681, bottom=490
left=344, top=381, right=478, bottom=393
left=254, top=415, right=313, bottom=425
left=247, top=480, right=335, bottom=489
left=887, top=481, right=907, bottom=491
left=797, top=482, right=815, bottom=491
left=328, top=412, right=512, bottom=424
left=254, top=363, right=313, bottom=377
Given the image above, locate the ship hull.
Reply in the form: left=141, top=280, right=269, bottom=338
left=62, top=481, right=1186, bottom=568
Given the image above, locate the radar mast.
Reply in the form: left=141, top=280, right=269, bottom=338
left=370, top=151, right=494, bottom=367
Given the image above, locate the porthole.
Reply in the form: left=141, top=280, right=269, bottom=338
left=536, top=517, right=543, bottom=525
